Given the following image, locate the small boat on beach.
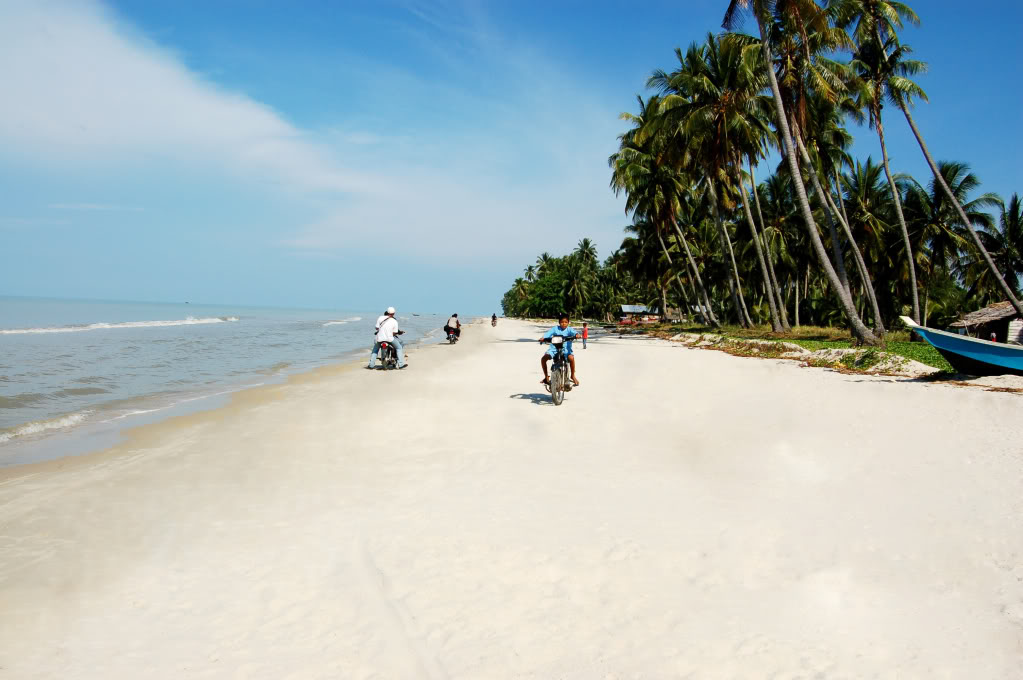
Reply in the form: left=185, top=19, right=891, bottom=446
left=901, top=316, right=1023, bottom=376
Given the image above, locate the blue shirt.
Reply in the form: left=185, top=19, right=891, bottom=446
left=543, top=325, right=577, bottom=353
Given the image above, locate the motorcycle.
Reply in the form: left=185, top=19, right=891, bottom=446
left=542, top=334, right=574, bottom=405
left=446, top=327, right=459, bottom=344
left=378, top=330, right=405, bottom=370
left=491, top=317, right=497, bottom=327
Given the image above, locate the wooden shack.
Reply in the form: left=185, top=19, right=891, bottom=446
left=949, top=301, right=1023, bottom=344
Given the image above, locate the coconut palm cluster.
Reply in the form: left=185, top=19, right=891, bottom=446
left=502, top=1, right=1022, bottom=339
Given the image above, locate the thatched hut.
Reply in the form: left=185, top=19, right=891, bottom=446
left=949, top=301, right=1023, bottom=344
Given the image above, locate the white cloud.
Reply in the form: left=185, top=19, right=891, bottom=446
left=0, top=0, right=381, bottom=194
left=0, top=0, right=628, bottom=262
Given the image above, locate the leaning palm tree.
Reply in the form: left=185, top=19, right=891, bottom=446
left=849, top=36, right=922, bottom=321
left=832, top=0, right=1023, bottom=317
left=891, top=59, right=1023, bottom=317
left=723, top=0, right=879, bottom=343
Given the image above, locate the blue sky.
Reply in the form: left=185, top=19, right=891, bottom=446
left=1, top=1, right=1020, bottom=314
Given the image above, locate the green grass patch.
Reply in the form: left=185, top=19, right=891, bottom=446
left=625, top=321, right=955, bottom=373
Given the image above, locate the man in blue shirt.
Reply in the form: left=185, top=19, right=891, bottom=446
left=539, top=312, right=580, bottom=386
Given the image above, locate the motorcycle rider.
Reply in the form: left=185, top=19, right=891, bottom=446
left=491, top=313, right=497, bottom=326
left=539, top=312, right=580, bottom=386
left=444, top=313, right=461, bottom=340
left=368, top=307, right=407, bottom=369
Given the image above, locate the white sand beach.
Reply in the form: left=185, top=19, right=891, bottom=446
left=1, top=318, right=1021, bottom=678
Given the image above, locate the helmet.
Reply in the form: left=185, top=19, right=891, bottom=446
left=386, top=306, right=396, bottom=314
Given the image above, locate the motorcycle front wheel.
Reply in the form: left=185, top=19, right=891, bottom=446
left=550, top=366, right=565, bottom=405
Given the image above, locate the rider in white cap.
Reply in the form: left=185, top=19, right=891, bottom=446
left=368, top=307, right=407, bottom=369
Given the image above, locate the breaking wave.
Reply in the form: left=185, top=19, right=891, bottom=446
left=0, top=410, right=92, bottom=443
left=323, top=316, right=363, bottom=327
left=0, top=316, right=240, bottom=335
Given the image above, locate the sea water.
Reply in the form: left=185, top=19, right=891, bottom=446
left=0, top=296, right=452, bottom=464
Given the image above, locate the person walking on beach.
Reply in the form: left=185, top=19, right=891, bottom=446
left=368, top=307, right=407, bottom=369
left=540, top=312, right=580, bottom=386
left=582, top=322, right=588, bottom=349
left=444, top=313, right=461, bottom=339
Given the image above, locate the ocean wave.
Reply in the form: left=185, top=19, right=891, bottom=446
left=0, top=410, right=92, bottom=443
left=323, top=316, right=363, bottom=327
left=0, top=316, right=240, bottom=335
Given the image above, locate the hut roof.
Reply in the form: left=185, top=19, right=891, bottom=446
left=620, top=304, right=650, bottom=314
left=949, top=301, right=1020, bottom=327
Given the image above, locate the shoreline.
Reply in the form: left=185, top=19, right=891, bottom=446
left=0, top=323, right=453, bottom=469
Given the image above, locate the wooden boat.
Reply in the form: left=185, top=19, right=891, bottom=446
left=900, top=316, right=1023, bottom=376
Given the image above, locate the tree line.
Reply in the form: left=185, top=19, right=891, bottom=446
left=502, top=1, right=1022, bottom=340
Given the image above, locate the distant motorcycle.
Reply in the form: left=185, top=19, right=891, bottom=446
left=446, top=327, right=459, bottom=344
left=378, top=330, right=405, bottom=370
left=491, top=317, right=497, bottom=327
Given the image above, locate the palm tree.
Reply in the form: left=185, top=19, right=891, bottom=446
left=562, top=256, right=593, bottom=314
left=535, top=253, right=553, bottom=276
left=833, top=0, right=1023, bottom=317
left=965, top=194, right=1023, bottom=302
left=848, top=36, right=923, bottom=321
left=574, top=238, right=599, bottom=268
left=723, top=0, right=879, bottom=343
left=611, top=95, right=720, bottom=325
left=523, top=265, right=537, bottom=283
left=892, top=60, right=1023, bottom=317
left=652, top=36, right=766, bottom=327
left=901, top=161, right=999, bottom=279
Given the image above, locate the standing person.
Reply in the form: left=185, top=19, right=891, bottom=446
left=582, top=322, right=588, bottom=349
left=368, top=307, right=407, bottom=369
left=491, top=313, right=497, bottom=327
left=539, top=312, right=580, bottom=386
left=444, top=313, right=461, bottom=339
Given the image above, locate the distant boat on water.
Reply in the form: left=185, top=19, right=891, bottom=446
left=901, top=316, right=1023, bottom=376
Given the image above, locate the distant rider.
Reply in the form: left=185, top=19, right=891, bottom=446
left=444, top=313, right=462, bottom=339
left=540, top=312, right=580, bottom=386
left=491, top=313, right=497, bottom=326
left=368, top=307, right=408, bottom=369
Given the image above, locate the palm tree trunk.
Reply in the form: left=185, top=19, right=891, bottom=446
left=735, top=156, right=782, bottom=331
left=706, top=177, right=751, bottom=327
left=655, top=229, right=694, bottom=317
left=875, top=112, right=920, bottom=323
left=671, top=218, right=720, bottom=326
left=752, top=10, right=878, bottom=344
left=794, top=272, right=800, bottom=327
left=749, top=160, right=790, bottom=329
left=792, top=124, right=851, bottom=298
left=830, top=170, right=885, bottom=333
left=898, top=101, right=1023, bottom=318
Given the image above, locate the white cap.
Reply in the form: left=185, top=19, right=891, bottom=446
left=386, top=306, right=396, bottom=314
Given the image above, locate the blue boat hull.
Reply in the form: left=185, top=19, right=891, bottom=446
left=901, top=316, right=1023, bottom=376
